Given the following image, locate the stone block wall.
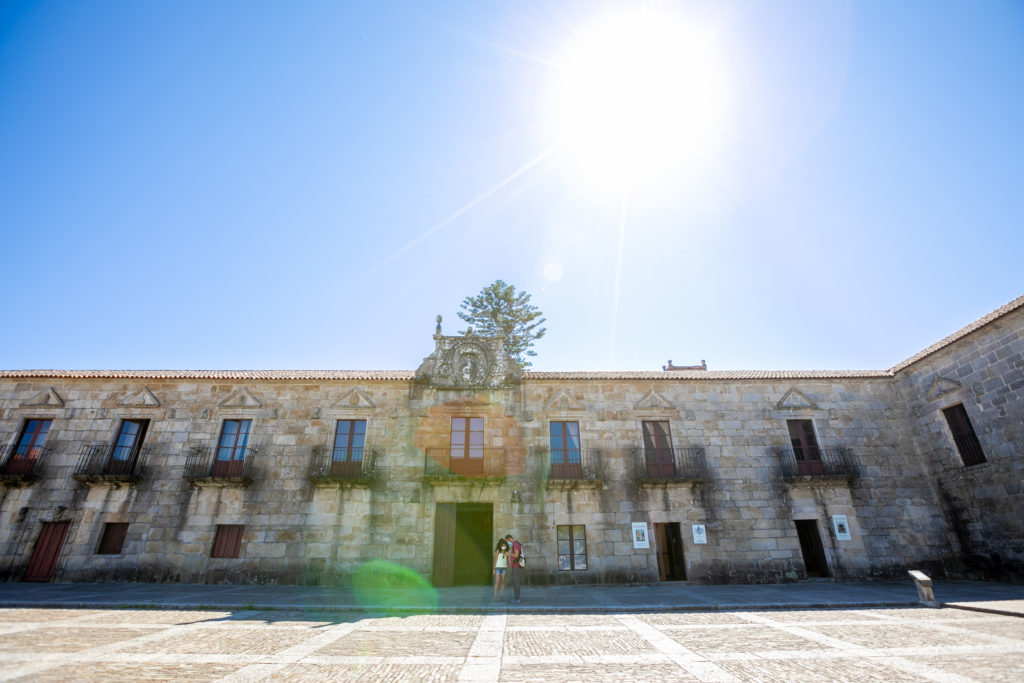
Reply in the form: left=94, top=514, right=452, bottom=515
left=893, top=305, right=1024, bottom=579
left=0, top=296, right=1019, bottom=586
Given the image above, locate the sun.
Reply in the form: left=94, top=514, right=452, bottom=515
left=549, top=7, right=732, bottom=192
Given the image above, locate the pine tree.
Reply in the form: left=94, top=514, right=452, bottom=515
left=457, top=280, right=546, bottom=368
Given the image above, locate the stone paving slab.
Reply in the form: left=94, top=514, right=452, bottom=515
left=0, top=605, right=1021, bottom=681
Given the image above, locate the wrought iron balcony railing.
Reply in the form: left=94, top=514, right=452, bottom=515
left=184, top=444, right=259, bottom=482
left=309, top=445, right=377, bottom=481
left=634, top=447, right=708, bottom=482
left=424, top=447, right=506, bottom=479
left=73, top=442, right=150, bottom=483
left=774, top=446, right=857, bottom=479
left=0, top=442, right=52, bottom=483
left=545, top=449, right=601, bottom=481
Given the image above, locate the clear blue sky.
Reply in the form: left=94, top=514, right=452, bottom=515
left=2, top=1, right=1021, bottom=372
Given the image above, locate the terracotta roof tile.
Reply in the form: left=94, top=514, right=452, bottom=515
left=0, top=368, right=888, bottom=381
left=524, top=370, right=890, bottom=380
left=0, top=370, right=415, bottom=381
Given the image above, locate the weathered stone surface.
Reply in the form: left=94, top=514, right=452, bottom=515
left=0, top=298, right=1021, bottom=585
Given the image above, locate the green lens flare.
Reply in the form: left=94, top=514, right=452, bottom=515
left=352, top=560, right=439, bottom=614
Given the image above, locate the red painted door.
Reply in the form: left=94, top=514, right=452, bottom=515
left=24, top=522, right=70, bottom=582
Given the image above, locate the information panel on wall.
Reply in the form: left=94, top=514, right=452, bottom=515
left=631, top=522, right=649, bottom=549
left=832, top=515, right=851, bottom=541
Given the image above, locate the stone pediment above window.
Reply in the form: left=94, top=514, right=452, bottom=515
left=218, top=388, right=263, bottom=409
left=332, top=388, right=375, bottom=410
left=633, top=389, right=674, bottom=411
left=926, top=376, right=961, bottom=401
left=543, top=389, right=585, bottom=412
left=118, top=386, right=161, bottom=408
left=21, top=387, right=64, bottom=408
left=777, top=388, right=817, bottom=410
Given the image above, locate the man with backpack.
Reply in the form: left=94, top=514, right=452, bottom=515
left=504, top=534, right=523, bottom=603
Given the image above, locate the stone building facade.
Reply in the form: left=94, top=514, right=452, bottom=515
left=0, top=296, right=1021, bottom=586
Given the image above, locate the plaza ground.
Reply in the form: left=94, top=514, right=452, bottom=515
left=0, top=579, right=1021, bottom=681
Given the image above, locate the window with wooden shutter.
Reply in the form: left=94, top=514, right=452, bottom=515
left=96, top=522, right=129, bottom=555
left=942, top=404, right=987, bottom=466
left=642, top=421, right=675, bottom=477
left=211, top=524, right=244, bottom=558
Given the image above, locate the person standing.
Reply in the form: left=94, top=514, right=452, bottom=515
left=504, top=533, right=522, bottom=603
left=493, top=538, right=509, bottom=601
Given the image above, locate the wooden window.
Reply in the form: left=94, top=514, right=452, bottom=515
left=211, top=524, right=244, bottom=558
left=642, top=421, right=675, bottom=477
left=107, top=419, right=148, bottom=474
left=549, top=421, right=581, bottom=478
left=96, top=522, right=129, bottom=555
left=557, top=525, right=587, bottom=571
left=5, top=419, right=51, bottom=475
left=787, top=420, right=823, bottom=475
left=450, top=417, right=483, bottom=460
left=331, top=419, right=366, bottom=477
left=213, top=420, right=251, bottom=476
left=943, top=403, right=987, bottom=466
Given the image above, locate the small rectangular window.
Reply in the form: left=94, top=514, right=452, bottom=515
left=211, top=524, right=244, bottom=558
left=943, top=403, right=987, bottom=466
left=96, top=522, right=129, bottom=555
left=557, top=524, right=587, bottom=571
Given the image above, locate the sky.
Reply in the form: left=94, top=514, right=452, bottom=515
left=1, top=1, right=1022, bottom=372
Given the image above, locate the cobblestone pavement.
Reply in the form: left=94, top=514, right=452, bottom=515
left=0, top=605, right=1022, bottom=682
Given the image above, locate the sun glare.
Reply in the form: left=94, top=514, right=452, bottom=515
left=550, top=8, right=732, bottom=191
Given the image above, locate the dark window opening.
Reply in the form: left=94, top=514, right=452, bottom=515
left=96, top=522, right=129, bottom=555
left=211, top=524, right=244, bottom=558
left=943, top=403, right=987, bottom=466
